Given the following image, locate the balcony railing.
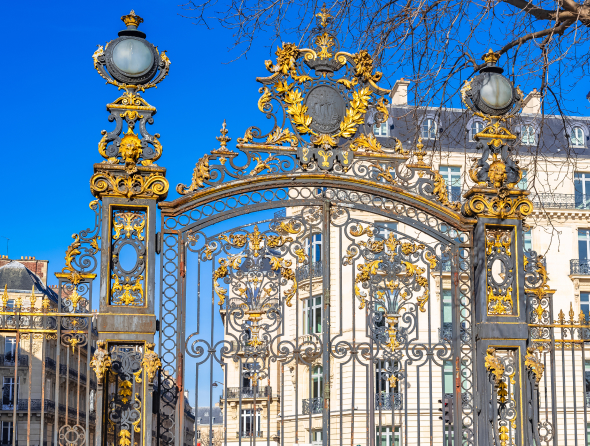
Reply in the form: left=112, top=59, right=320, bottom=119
left=435, top=261, right=452, bottom=273
left=532, top=193, right=590, bottom=210
left=274, top=209, right=286, bottom=219
left=571, top=259, right=590, bottom=275
left=375, top=392, right=403, bottom=411
left=303, top=397, right=323, bottom=415
left=296, top=261, right=323, bottom=281
left=223, top=386, right=271, bottom=399
left=237, top=432, right=263, bottom=438
left=0, top=355, right=28, bottom=367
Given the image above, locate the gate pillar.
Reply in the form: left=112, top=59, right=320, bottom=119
left=88, top=11, right=171, bottom=446
left=460, top=50, right=538, bottom=446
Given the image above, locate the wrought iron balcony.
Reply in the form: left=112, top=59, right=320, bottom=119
left=223, top=386, right=271, bottom=399
left=375, top=392, right=403, bottom=410
left=274, top=209, right=286, bottom=219
left=571, top=259, right=590, bottom=275
left=0, top=355, right=28, bottom=367
left=296, top=261, right=323, bottom=280
left=435, top=261, right=452, bottom=273
left=237, top=431, right=263, bottom=438
left=439, top=323, right=453, bottom=342
left=303, top=397, right=323, bottom=415
left=532, top=193, right=590, bottom=210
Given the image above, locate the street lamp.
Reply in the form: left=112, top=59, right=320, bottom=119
left=462, top=49, right=521, bottom=119
left=93, top=10, right=170, bottom=90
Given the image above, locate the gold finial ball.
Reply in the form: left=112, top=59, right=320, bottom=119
left=482, top=49, right=500, bottom=65
left=121, top=10, right=144, bottom=28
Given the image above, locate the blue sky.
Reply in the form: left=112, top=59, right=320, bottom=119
left=3, top=0, right=590, bottom=407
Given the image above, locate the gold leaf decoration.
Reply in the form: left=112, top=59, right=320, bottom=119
left=176, top=155, right=210, bottom=195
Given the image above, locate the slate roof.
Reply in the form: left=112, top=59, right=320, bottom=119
left=0, top=261, right=58, bottom=302
left=195, top=406, right=223, bottom=425
left=368, top=105, right=590, bottom=159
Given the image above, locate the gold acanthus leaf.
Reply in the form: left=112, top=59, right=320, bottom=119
left=350, top=133, right=383, bottom=153
left=250, top=154, right=278, bottom=176
left=432, top=172, right=461, bottom=211
left=350, top=223, right=374, bottom=237
left=525, top=347, right=544, bottom=384
left=265, top=127, right=298, bottom=146
left=141, top=342, right=162, bottom=382
left=90, top=341, right=112, bottom=382
left=484, top=347, right=505, bottom=383
left=177, top=155, right=210, bottom=195
left=258, top=87, right=272, bottom=112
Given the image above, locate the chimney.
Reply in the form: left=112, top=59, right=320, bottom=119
left=523, top=89, right=541, bottom=115
left=390, top=78, right=411, bottom=106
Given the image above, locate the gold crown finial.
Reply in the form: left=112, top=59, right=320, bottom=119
left=482, top=49, right=500, bottom=65
left=121, top=10, right=144, bottom=28
left=316, top=3, right=333, bottom=28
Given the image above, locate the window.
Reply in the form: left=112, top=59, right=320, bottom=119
left=521, top=125, right=536, bottom=145
left=442, top=290, right=452, bottom=332
left=376, top=222, right=398, bottom=240
left=305, top=234, right=322, bottom=263
left=443, top=361, right=454, bottom=395
left=422, top=118, right=437, bottom=140
left=240, top=409, right=260, bottom=437
left=376, top=427, right=400, bottom=446
left=579, top=230, right=590, bottom=261
left=312, top=430, right=322, bottom=446
left=304, top=296, right=322, bottom=335
left=575, top=173, right=590, bottom=209
left=4, top=337, right=16, bottom=363
left=523, top=230, right=532, bottom=252
left=582, top=293, right=590, bottom=322
left=439, top=166, right=461, bottom=202
left=2, top=377, right=18, bottom=409
left=518, top=170, right=527, bottom=190
left=470, top=121, right=484, bottom=141
left=1, top=422, right=13, bottom=445
left=242, top=363, right=260, bottom=388
left=311, top=366, right=323, bottom=399
left=374, top=122, right=388, bottom=137
left=376, top=360, right=396, bottom=394
left=571, top=127, right=585, bottom=148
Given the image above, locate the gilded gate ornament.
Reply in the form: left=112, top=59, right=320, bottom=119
left=141, top=342, right=161, bottom=381
left=90, top=341, right=112, bottom=381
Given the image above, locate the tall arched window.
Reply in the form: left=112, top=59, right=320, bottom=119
left=521, top=125, right=536, bottom=145
left=571, top=127, right=585, bottom=148
left=422, top=118, right=437, bottom=140
left=470, top=121, right=484, bottom=141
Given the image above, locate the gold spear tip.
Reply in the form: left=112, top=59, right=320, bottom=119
left=482, top=49, right=500, bottom=65
left=121, top=10, right=144, bottom=28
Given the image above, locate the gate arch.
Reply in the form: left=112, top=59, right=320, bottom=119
left=155, top=14, right=478, bottom=442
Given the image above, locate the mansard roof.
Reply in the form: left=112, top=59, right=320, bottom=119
left=373, top=105, right=590, bottom=158
left=0, top=261, right=58, bottom=302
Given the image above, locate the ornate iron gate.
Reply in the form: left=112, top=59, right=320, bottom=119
left=60, top=7, right=562, bottom=446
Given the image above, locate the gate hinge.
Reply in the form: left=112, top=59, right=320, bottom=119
left=156, top=232, right=162, bottom=254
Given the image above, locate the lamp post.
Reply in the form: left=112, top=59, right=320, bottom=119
left=461, top=50, right=536, bottom=446
left=90, top=11, right=171, bottom=446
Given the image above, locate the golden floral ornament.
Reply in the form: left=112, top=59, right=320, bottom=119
left=141, top=343, right=161, bottom=381
left=524, top=347, right=544, bottom=384
left=90, top=171, right=169, bottom=201
left=463, top=187, right=533, bottom=219
left=177, top=155, right=210, bottom=195
left=352, top=50, right=382, bottom=84
left=90, top=341, right=112, bottom=382
left=316, top=5, right=333, bottom=27
left=432, top=172, right=461, bottom=211
left=484, top=347, right=504, bottom=383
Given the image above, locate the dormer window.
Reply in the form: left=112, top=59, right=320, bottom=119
left=571, top=127, right=586, bottom=148
left=470, top=121, right=484, bottom=141
left=373, top=122, right=388, bottom=137
left=422, top=118, right=437, bottom=140
left=521, top=125, right=536, bottom=146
